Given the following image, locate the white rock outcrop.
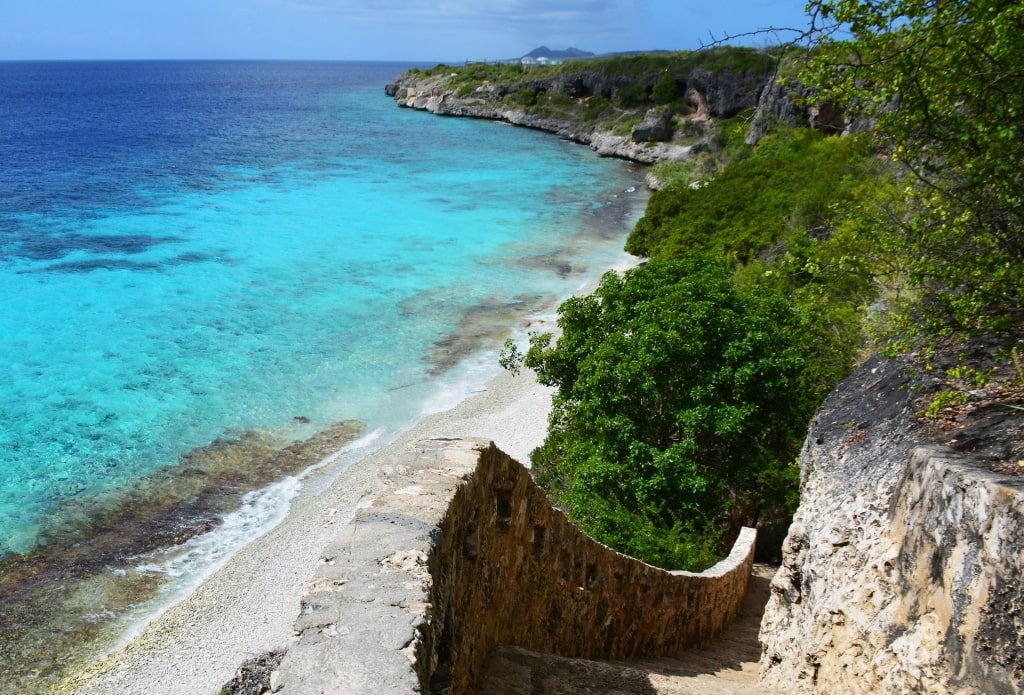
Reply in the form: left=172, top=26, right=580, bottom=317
left=760, top=355, right=1024, bottom=694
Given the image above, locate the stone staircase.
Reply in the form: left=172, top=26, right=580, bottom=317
left=266, top=440, right=769, bottom=695
left=476, top=564, right=783, bottom=695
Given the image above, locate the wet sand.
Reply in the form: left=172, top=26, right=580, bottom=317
left=57, top=363, right=557, bottom=695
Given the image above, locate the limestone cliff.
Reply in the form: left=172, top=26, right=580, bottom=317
left=384, top=65, right=769, bottom=164
left=386, top=63, right=858, bottom=162
left=744, top=76, right=865, bottom=145
left=759, top=353, right=1024, bottom=694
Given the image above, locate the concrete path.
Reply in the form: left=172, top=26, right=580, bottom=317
left=477, top=564, right=784, bottom=695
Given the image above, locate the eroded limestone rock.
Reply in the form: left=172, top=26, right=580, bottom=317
left=759, top=355, right=1024, bottom=694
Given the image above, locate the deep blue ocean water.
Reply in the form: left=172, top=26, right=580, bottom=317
left=0, top=61, right=644, bottom=681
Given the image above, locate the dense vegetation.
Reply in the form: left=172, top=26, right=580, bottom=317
left=503, top=256, right=812, bottom=568
left=804, top=0, right=1024, bottom=344
left=505, top=126, right=884, bottom=567
left=407, top=46, right=778, bottom=135
left=501, top=0, right=1024, bottom=570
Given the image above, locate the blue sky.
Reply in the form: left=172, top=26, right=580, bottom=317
left=1, top=1, right=812, bottom=62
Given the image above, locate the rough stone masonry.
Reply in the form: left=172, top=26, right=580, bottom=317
left=270, top=438, right=756, bottom=694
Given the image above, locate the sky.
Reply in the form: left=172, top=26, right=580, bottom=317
left=1, top=1, right=813, bottom=62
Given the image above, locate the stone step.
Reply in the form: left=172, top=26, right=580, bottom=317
left=477, top=644, right=784, bottom=695
left=477, top=565, right=786, bottom=695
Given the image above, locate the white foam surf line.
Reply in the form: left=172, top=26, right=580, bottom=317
left=420, top=245, right=643, bottom=417
left=106, top=475, right=303, bottom=651
left=107, top=356, right=498, bottom=648
left=105, top=426, right=387, bottom=652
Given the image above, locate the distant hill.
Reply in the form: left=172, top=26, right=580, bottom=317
left=521, top=46, right=595, bottom=60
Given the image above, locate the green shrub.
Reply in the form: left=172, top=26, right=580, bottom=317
left=616, top=82, right=649, bottom=108
left=583, top=96, right=611, bottom=122
left=512, top=88, right=538, bottom=106
left=919, top=390, right=970, bottom=419
left=503, top=256, right=810, bottom=570
left=626, top=130, right=877, bottom=263
left=652, top=74, right=680, bottom=105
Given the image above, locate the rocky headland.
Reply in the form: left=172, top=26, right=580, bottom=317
left=384, top=55, right=855, bottom=168
left=384, top=63, right=768, bottom=163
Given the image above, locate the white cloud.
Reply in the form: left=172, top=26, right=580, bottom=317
left=274, top=0, right=630, bottom=26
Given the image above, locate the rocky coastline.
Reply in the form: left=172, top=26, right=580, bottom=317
left=383, top=66, right=764, bottom=164
left=384, top=60, right=856, bottom=168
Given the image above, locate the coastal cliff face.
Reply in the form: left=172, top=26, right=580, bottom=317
left=743, top=78, right=856, bottom=145
left=386, top=65, right=854, bottom=163
left=759, top=355, right=1024, bottom=694
left=384, top=67, right=769, bottom=163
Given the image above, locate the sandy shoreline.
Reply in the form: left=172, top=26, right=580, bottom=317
left=59, top=362, right=556, bottom=695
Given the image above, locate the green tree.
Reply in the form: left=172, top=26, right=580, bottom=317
left=503, top=256, right=810, bottom=569
left=626, top=129, right=882, bottom=270
left=804, top=0, right=1024, bottom=339
left=652, top=74, right=680, bottom=105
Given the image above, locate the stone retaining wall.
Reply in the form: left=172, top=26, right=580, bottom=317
left=271, top=438, right=756, bottom=694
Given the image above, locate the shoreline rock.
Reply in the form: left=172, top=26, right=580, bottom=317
left=384, top=60, right=857, bottom=162
left=385, top=70, right=736, bottom=165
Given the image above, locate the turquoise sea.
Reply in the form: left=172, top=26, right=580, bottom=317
left=0, top=60, right=645, bottom=687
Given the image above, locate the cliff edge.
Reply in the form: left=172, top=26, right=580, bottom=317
left=760, top=352, right=1024, bottom=694
left=384, top=63, right=771, bottom=163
